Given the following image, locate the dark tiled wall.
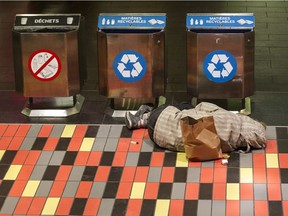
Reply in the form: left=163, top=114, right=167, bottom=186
left=1, top=1, right=288, bottom=92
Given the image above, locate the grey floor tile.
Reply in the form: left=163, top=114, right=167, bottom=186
left=281, top=184, right=288, bottom=200
left=0, top=197, right=19, bottom=214
left=198, top=200, right=212, bottom=216
left=96, top=125, right=111, bottom=138
left=108, top=125, right=123, bottom=138
left=30, top=165, right=47, bottom=180
left=26, top=125, right=41, bottom=137
left=49, top=151, right=65, bottom=165
left=254, top=184, right=268, bottom=200
left=141, top=138, right=154, bottom=152
left=90, top=182, right=106, bottom=198
left=266, top=126, right=276, bottom=139
left=240, top=200, right=254, bottom=216
left=92, top=137, right=107, bottom=151
left=147, top=167, right=161, bottom=182
left=36, top=180, right=53, bottom=197
left=36, top=151, right=53, bottom=165
left=68, top=166, right=85, bottom=181
left=240, top=153, right=253, bottom=168
left=212, top=200, right=226, bottom=216
left=104, top=138, right=118, bottom=151
left=171, top=183, right=186, bottom=199
left=19, top=137, right=36, bottom=150
left=50, top=125, right=65, bottom=137
left=125, top=152, right=140, bottom=166
left=97, top=199, right=115, bottom=216
left=62, top=181, right=79, bottom=197
left=187, top=167, right=200, bottom=182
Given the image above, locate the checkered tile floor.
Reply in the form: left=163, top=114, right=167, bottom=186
left=0, top=124, right=288, bottom=215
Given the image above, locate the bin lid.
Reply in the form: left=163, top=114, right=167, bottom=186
left=13, top=14, right=81, bottom=31
left=98, top=13, right=166, bottom=30
left=186, top=13, right=255, bottom=29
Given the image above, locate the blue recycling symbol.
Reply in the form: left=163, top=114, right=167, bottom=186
left=203, top=50, right=237, bottom=83
left=113, top=50, right=147, bottom=82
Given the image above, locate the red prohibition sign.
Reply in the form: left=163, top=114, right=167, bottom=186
left=28, top=49, right=61, bottom=81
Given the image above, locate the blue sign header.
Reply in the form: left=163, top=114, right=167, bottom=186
left=98, top=13, right=166, bottom=29
left=186, top=13, right=255, bottom=29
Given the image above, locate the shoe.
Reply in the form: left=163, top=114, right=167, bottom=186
left=125, top=112, right=141, bottom=129
left=134, top=105, right=153, bottom=118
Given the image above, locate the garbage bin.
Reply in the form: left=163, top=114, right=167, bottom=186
left=97, top=13, right=166, bottom=110
left=13, top=14, right=85, bottom=117
left=186, top=13, right=255, bottom=102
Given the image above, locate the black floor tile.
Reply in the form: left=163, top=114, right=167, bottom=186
left=183, top=200, right=198, bottom=216
left=268, top=201, right=283, bottom=216
left=0, top=165, right=9, bottom=179
left=163, top=152, right=177, bottom=167
left=0, top=151, right=17, bottom=165
left=31, top=137, right=47, bottom=150
left=55, top=138, right=71, bottom=151
left=69, top=198, right=87, bottom=215
left=103, top=182, right=119, bottom=198
left=199, top=183, right=213, bottom=200
left=111, top=199, right=129, bottom=216
left=174, top=167, right=188, bottom=182
left=85, top=126, right=99, bottom=137
left=140, top=199, right=156, bottom=216
left=62, top=151, right=78, bottom=165
left=81, top=166, right=98, bottom=181
left=100, top=152, right=115, bottom=166
left=0, top=180, right=14, bottom=196
left=158, top=183, right=172, bottom=199
left=108, top=167, right=123, bottom=182
left=277, top=139, right=288, bottom=153
left=226, top=167, right=240, bottom=183
left=137, top=152, right=152, bottom=166
left=42, top=166, right=60, bottom=181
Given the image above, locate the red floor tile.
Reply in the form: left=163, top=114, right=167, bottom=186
left=267, top=168, right=281, bottom=183
left=132, top=129, right=145, bottom=139
left=134, top=167, right=149, bottom=182
left=9, top=180, right=27, bottom=196
left=150, top=152, right=165, bottom=167
left=49, top=181, right=66, bottom=197
left=86, top=151, right=102, bottom=166
left=254, top=200, right=268, bottom=216
left=0, top=124, right=8, bottom=136
left=24, top=150, right=41, bottom=165
left=76, top=181, right=93, bottom=198
left=283, top=201, right=288, bottom=216
left=253, top=153, right=266, bottom=168
left=74, top=151, right=90, bottom=166
left=117, top=138, right=130, bottom=152
left=213, top=167, right=227, bottom=183
left=73, top=125, right=88, bottom=137
left=55, top=198, right=74, bottom=215
left=126, top=199, right=142, bottom=216
left=3, top=125, right=19, bottom=137
left=169, top=200, right=184, bottom=216
left=160, top=167, right=175, bottom=182
left=38, top=124, right=53, bottom=137
left=213, top=183, right=226, bottom=200
left=117, top=182, right=133, bottom=199
left=267, top=184, right=282, bottom=200
left=121, top=166, right=136, bottom=182
left=67, top=137, right=83, bottom=151
left=43, top=137, right=59, bottom=151
left=200, top=167, right=214, bottom=183
left=185, top=183, right=199, bottom=200
left=0, top=137, right=12, bottom=150
left=112, top=151, right=127, bottom=166
left=279, top=153, right=288, bottom=168
left=13, top=197, right=33, bottom=215
left=226, top=200, right=240, bottom=216
left=143, top=182, right=159, bottom=199
left=27, top=197, right=47, bottom=215
left=8, top=136, right=24, bottom=150
left=17, top=165, right=34, bottom=180
left=14, top=124, right=31, bottom=137
left=128, top=139, right=142, bottom=152
left=240, top=183, right=253, bottom=200
left=83, top=198, right=101, bottom=216
left=94, top=166, right=111, bottom=182
left=265, top=139, right=278, bottom=153
left=253, top=167, right=267, bottom=183
left=55, top=165, right=72, bottom=181
left=12, top=150, right=29, bottom=164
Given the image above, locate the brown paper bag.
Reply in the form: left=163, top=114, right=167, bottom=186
left=180, top=116, right=223, bottom=161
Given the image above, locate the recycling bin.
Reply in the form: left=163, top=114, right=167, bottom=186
left=186, top=13, right=255, bottom=99
left=97, top=13, right=166, bottom=109
left=12, top=14, right=85, bottom=117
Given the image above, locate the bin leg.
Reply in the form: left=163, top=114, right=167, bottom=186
left=239, top=97, right=251, bottom=116
left=191, top=97, right=198, bottom=107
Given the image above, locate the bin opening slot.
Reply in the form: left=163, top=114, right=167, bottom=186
left=188, top=29, right=252, bottom=34
left=100, top=29, right=162, bottom=34
left=13, top=28, right=76, bottom=33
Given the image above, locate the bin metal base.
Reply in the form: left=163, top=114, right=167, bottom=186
left=21, top=94, right=85, bottom=117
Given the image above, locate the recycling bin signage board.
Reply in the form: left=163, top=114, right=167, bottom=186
left=14, top=14, right=81, bottom=30
left=186, top=13, right=255, bottom=29
left=98, top=13, right=166, bottom=29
